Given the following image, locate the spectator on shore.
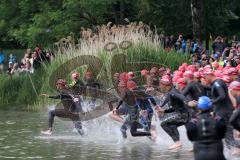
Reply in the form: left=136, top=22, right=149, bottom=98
left=7, top=62, right=14, bottom=76
left=8, top=54, right=16, bottom=65
left=0, top=48, right=5, bottom=74
left=212, top=36, right=225, bottom=53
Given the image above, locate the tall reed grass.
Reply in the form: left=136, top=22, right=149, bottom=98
left=0, top=22, right=189, bottom=110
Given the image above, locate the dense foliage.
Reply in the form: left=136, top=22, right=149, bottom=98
left=0, top=0, right=239, bottom=48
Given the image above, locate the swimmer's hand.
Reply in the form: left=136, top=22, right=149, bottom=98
left=140, top=110, right=148, bottom=117
left=146, top=87, right=154, bottom=93
left=73, top=98, right=79, bottom=102
left=112, top=108, right=117, bottom=114
left=40, top=94, right=49, bottom=97
left=155, top=105, right=163, bottom=111
left=188, top=100, right=197, bottom=107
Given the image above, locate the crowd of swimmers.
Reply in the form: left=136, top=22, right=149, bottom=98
left=40, top=62, right=240, bottom=160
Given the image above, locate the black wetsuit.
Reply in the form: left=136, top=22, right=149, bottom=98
left=230, top=109, right=240, bottom=132
left=160, top=87, right=190, bottom=142
left=210, top=79, right=240, bottom=148
left=48, top=89, right=83, bottom=135
left=120, top=89, right=156, bottom=137
left=134, top=89, right=156, bottom=131
left=70, top=79, right=85, bottom=95
left=182, top=81, right=207, bottom=117
left=186, top=111, right=227, bottom=160
left=84, top=78, right=101, bottom=108
left=230, top=96, right=240, bottom=131
left=211, top=79, right=233, bottom=119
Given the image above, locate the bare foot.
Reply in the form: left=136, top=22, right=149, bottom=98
left=231, top=147, right=240, bottom=155
left=168, top=141, right=182, bottom=150
left=187, top=148, right=194, bottom=152
left=41, top=129, right=52, bottom=136
left=150, top=130, right=157, bottom=142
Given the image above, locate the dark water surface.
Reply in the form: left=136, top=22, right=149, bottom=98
left=0, top=110, right=239, bottom=160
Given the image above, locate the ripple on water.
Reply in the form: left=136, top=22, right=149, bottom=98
left=53, top=155, right=70, bottom=159
left=2, top=146, right=11, bottom=149
left=26, top=156, right=43, bottom=159
left=0, top=156, right=17, bottom=159
left=5, top=121, right=16, bottom=125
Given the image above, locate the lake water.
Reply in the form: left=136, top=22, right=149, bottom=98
left=0, top=110, right=239, bottom=160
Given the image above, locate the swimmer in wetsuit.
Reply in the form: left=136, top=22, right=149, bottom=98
left=186, top=96, right=227, bottom=160
left=203, top=69, right=240, bottom=152
left=120, top=81, right=158, bottom=139
left=158, top=77, right=190, bottom=150
left=41, top=79, right=84, bottom=136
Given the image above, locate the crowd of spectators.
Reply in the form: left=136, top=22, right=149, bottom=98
left=161, top=34, right=240, bottom=68
left=0, top=45, right=54, bottom=77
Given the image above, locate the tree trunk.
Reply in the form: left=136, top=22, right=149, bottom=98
left=191, top=0, right=201, bottom=39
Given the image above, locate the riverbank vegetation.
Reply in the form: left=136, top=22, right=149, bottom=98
left=0, top=23, right=188, bottom=110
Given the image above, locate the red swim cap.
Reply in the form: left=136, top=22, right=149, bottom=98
left=56, top=79, right=67, bottom=86
left=119, top=72, right=128, bottom=81
left=178, top=66, right=185, bottom=72
left=203, top=69, right=214, bottom=76
left=118, top=80, right=127, bottom=87
left=222, top=75, right=231, bottom=83
left=141, top=69, right=149, bottom=76
left=127, top=72, right=135, bottom=79
left=212, top=62, right=219, bottom=68
left=176, top=78, right=186, bottom=87
left=127, top=81, right=137, bottom=90
left=183, top=71, right=194, bottom=79
left=71, top=72, right=80, bottom=79
left=160, top=75, right=172, bottom=85
left=186, top=65, right=197, bottom=72
left=172, top=76, right=180, bottom=83
left=159, top=67, right=166, bottom=72
left=229, top=81, right=240, bottom=90
left=214, top=70, right=223, bottom=78
left=194, top=72, right=201, bottom=78
left=228, top=67, right=238, bottom=75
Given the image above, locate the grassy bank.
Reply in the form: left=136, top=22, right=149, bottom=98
left=0, top=23, right=189, bottom=111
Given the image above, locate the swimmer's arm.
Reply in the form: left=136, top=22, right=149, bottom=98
left=116, top=100, right=123, bottom=110
left=186, top=122, right=198, bottom=141
left=201, top=84, right=211, bottom=91
left=160, top=93, right=170, bottom=108
left=40, top=94, right=60, bottom=99
left=164, top=108, right=175, bottom=113
left=181, top=83, right=192, bottom=97
left=230, top=109, right=240, bottom=132
left=48, top=94, right=61, bottom=99
left=172, top=92, right=188, bottom=104
left=212, top=86, right=226, bottom=104
left=216, top=118, right=227, bottom=138
left=148, top=96, right=157, bottom=106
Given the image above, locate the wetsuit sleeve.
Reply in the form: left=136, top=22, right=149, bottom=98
left=164, top=108, right=175, bottom=113
left=212, top=85, right=226, bottom=104
left=148, top=96, right=157, bottom=106
left=160, top=93, right=170, bottom=108
left=95, top=82, right=101, bottom=89
left=182, top=83, right=192, bottom=97
left=171, top=92, right=188, bottom=104
left=202, top=84, right=211, bottom=91
left=116, top=100, right=123, bottom=109
left=48, top=94, right=61, bottom=99
left=186, top=122, right=198, bottom=141
left=216, top=118, right=227, bottom=139
left=230, top=109, right=240, bottom=132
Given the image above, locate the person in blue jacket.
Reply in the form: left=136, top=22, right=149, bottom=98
left=0, top=48, right=5, bottom=73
